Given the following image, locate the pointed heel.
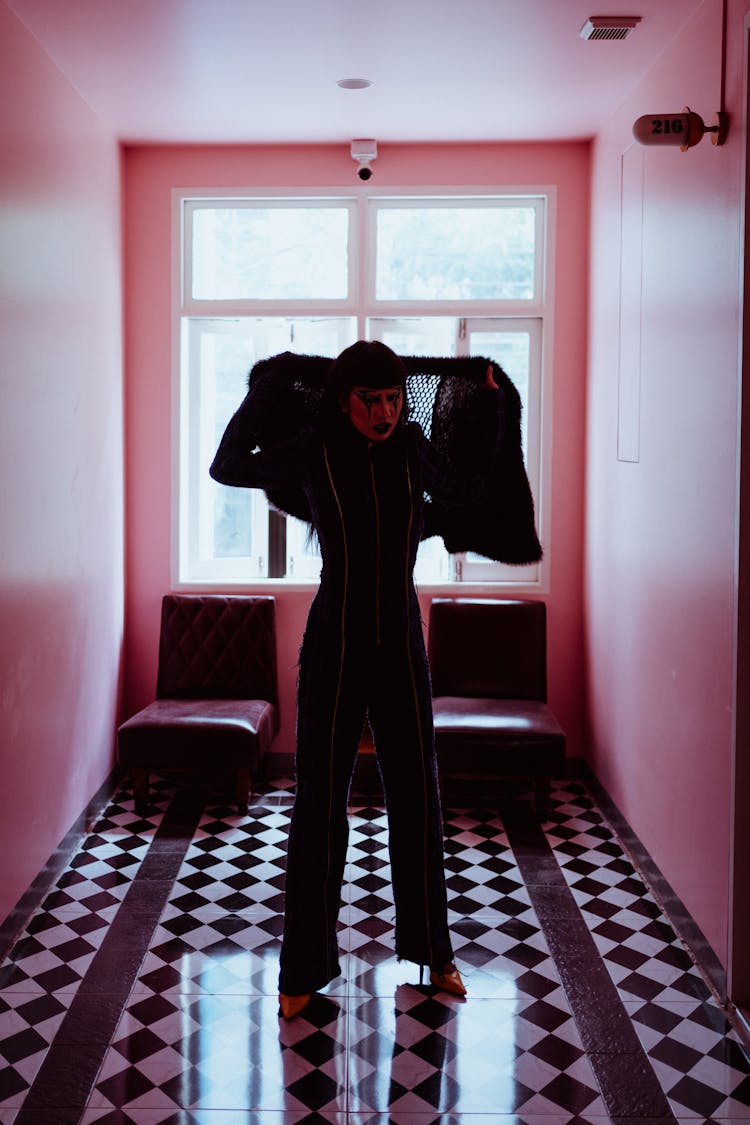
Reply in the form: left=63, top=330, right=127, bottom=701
left=278, top=992, right=311, bottom=1019
left=429, top=964, right=467, bottom=997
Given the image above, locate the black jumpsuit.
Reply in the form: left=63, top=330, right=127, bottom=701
left=210, top=403, right=498, bottom=995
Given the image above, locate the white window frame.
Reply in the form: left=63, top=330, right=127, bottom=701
left=366, top=195, right=545, bottom=311
left=178, top=315, right=356, bottom=581
left=173, top=186, right=554, bottom=591
left=180, top=318, right=267, bottom=581
left=182, top=196, right=360, bottom=314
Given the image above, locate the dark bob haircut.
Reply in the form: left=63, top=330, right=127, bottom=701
left=321, top=340, right=407, bottom=420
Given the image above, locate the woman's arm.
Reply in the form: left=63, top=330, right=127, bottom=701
left=209, top=396, right=309, bottom=489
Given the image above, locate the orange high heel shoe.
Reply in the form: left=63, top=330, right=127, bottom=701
left=428, top=963, right=467, bottom=997
left=278, top=992, right=311, bottom=1019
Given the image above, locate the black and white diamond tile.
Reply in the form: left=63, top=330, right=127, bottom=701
left=30, top=818, right=157, bottom=917
left=345, top=808, right=393, bottom=926
left=347, top=1117, right=612, bottom=1125
left=132, top=915, right=285, bottom=999
left=166, top=869, right=287, bottom=917
left=0, top=778, right=184, bottom=1110
left=0, top=787, right=168, bottom=1002
left=342, top=913, right=560, bottom=1003
left=0, top=905, right=117, bottom=999
left=629, top=997, right=750, bottom=1118
left=1, top=774, right=749, bottom=1122
left=89, top=993, right=347, bottom=1115
left=80, top=1113, right=345, bottom=1124
left=542, top=786, right=715, bottom=1011
left=0, top=991, right=60, bottom=1109
left=80, top=1111, right=344, bottom=1124
left=442, top=814, right=533, bottom=922
left=344, top=805, right=533, bottom=933
left=587, top=908, right=712, bottom=1005
left=346, top=986, right=607, bottom=1116
left=167, top=807, right=291, bottom=919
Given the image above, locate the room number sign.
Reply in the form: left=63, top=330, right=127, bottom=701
left=632, top=107, right=724, bottom=151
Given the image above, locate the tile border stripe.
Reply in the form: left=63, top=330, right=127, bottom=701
left=500, top=799, right=678, bottom=1121
left=14, top=790, right=205, bottom=1123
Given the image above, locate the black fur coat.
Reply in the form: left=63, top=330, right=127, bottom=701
left=228, top=351, right=542, bottom=565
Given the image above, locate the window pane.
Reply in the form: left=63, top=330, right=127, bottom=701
left=376, top=206, right=536, bottom=301
left=415, top=534, right=451, bottom=582
left=211, top=353, right=255, bottom=560
left=287, top=518, right=322, bottom=580
left=368, top=316, right=456, bottom=358
left=192, top=206, right=350, bottom=300
left=184, top=317, right=356, bottom=582
left=202, top=332, right=261, bottom=560
left=467, top=329, right=534, bottom=568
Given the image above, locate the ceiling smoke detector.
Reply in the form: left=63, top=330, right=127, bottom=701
left=580, top=16, right=642, bottom=40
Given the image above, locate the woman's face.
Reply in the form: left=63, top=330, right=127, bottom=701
left=343, top=385, right=403, bottom=441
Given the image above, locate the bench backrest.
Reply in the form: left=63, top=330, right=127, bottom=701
left=156, top=594, right=278, bottom=702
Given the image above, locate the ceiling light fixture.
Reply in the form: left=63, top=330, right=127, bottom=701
left=580, top=16, right=641, bottom=40
left=337, top=78, right=372, bottom=90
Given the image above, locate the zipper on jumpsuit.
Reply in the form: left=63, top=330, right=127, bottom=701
left=368, top=445, right=381, bottom=646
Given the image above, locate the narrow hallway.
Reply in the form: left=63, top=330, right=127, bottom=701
left=1, top=776, right=748, bottom=1122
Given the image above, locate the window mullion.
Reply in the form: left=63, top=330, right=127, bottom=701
left=360, top=195, right=374, bottom=337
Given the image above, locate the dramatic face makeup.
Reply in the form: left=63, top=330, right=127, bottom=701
left=343, top=385, right=403, bottom=441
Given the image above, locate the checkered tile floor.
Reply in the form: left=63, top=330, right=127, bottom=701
left=0, top=775, right=748, bottom=1123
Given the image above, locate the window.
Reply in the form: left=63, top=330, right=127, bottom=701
left=177, top=191, right=551, bottom=585
left=372, top=201, right=539, bottom=301
left=188, top=202, right=352, bottom=301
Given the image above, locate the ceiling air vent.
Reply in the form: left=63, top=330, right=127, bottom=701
left=580, top=16, right=642, bottom=41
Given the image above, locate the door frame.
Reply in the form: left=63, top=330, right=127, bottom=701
left=728, top=10, right=750, bottom=1024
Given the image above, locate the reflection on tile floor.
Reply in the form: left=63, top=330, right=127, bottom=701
left=0, top=775, right=748, bottom=1123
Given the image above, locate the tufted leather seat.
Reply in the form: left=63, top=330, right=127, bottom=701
left=429, top=598, right=566, bottom=817
left=117, top=595, right=279, bottom=814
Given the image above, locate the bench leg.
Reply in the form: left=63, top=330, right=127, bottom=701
left=237, top=769, right=251, bottom=814
left=131, top=767, right=148, bottom=816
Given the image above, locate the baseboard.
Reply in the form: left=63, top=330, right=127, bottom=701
left=0, top=768, right=122, bottom=964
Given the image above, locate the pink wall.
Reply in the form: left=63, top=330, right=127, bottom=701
left=585, top=0, right=748, bottom=971
left=0, top=3, right=124, bottom=926
left=122, top=142, right=589, bottom=764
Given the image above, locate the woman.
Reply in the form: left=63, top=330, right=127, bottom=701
left=210, top=340, right=501, bottom=1018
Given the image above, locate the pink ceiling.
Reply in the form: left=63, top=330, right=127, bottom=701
left=6, top=0, right=707, bottom=144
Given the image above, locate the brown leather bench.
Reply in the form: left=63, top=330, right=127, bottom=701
left=118, top=594, right=279, bottom=814
left=428, top=597, right=566, bottom=817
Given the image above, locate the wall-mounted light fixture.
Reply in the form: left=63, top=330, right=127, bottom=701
left=632, top=106, right=727, bottom=151
left=632, top=0, right=729, bottom=151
